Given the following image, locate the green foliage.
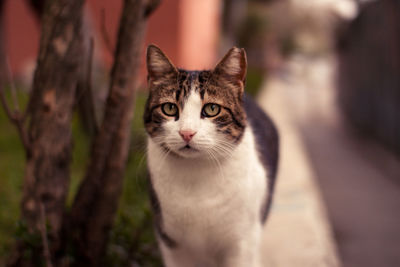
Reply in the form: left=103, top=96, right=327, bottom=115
left=13, top=220, right=46, bottom=266
left=245, top=67, right=265, bottom=97
left=14, top=220, right=41, bottom=253
left=106, top=92, right=161, bottom=266
left=0, top=88, right=27, bottom=264
left=67, top=113, right=91, bottom=207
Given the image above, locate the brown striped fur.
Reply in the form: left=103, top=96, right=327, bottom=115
left=144, top=45, right=247, bottom=142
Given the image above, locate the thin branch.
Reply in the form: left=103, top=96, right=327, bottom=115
left=21, top=87, right=32, bottom=122
left=87, top=37, right=94, bottom=93
left=100, top=8, right=114, bottom=55
left=0, top=82, right=14, bottom=120
left=144, top=0, right=161, bottom=17
left=39, top=203, right=54, bottom=267
left=0, top=57, right=30, bottom=152
left=4, top=59, right=30, bottom=150
left=86, top=37, right=99, bottom=134
left=5, top=59, right=20, bottom=112
left=75, top=36, right=99, bottom=134
left=14, top=115, right=30, bottom=153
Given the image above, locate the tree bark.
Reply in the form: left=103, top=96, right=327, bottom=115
left=10, top=0, right=84, bottom=265
left=67, top=0, right=159, bottom=265
left=27, top=0, right=100, bottom=136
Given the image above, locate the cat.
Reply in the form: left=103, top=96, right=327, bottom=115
left=143, top=44, right=279, bottom=267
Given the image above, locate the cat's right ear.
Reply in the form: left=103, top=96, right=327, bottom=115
left=213, top=47, right=247, bottom=84
left=146, top=44, right=177, bottom=80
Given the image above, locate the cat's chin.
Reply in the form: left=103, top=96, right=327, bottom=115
left=173, top=146, right=203, bottom=159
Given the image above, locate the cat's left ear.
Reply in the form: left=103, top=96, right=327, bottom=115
left=213, top=47, right=247, bottom=85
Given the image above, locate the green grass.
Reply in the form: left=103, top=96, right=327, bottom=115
left=0, top=90, right=160, bottom=265
left=0, top=89, right=28, bottom=262
left=106, top=92, right=161, bottom=266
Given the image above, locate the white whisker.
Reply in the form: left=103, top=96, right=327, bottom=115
left=207, top=148, right=228, bottom=184
left=155, top=147, right=172, bottom=173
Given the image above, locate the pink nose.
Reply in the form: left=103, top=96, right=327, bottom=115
left=179, top=130, right=196, bottom=143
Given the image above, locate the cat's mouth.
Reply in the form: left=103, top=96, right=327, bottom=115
left=179, top=144, right=199, bottom=152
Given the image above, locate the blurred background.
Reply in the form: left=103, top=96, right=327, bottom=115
left=1, top=0, right=400, bottom=266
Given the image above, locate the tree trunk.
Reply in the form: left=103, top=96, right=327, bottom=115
left=27, top=0, right=100, bottom=136
left=9, top=0, right=84, bottom=265
left=67, top=0, right=159, bottom=265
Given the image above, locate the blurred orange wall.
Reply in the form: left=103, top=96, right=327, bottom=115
left=3, top=0, right=220, bottom=76
left=178, top=0, right=220, bottom=70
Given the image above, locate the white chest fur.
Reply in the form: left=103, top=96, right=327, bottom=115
left=147, top=127, right=268, bottom=266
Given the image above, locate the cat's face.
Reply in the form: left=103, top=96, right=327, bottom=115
left=144, top=45, right=247, bottom=159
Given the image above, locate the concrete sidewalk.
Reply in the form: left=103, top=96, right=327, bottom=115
left=257, top=65, right=340, bottom=267
left=279, top=54, right=400, bottom=267
left=258, top=53, right=400, bottom=267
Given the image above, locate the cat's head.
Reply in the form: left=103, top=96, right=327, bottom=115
left=144, top=45, right=247, bottom=159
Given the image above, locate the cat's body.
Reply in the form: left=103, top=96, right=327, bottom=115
left=144, top=45, right=278, bottom=267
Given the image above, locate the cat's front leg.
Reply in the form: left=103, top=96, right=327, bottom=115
left=159, top=240, right=195, bottom=267
left=220, top=249, right=262, bottom=267
left=220, top=232, right=263, bottom=267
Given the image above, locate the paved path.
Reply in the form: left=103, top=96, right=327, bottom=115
left=258, top=60, right=340, bottom=267
left=260, top=54, right=400, bottom=267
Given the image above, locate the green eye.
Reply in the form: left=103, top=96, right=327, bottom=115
left=161, top=103, right=178, bottom=116
left=202, top=103, right=221, bottom=117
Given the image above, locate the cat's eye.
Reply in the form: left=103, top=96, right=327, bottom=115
left=161, top=103, right=178, bottom=116
left=202, top=103, right=221, bottom=117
